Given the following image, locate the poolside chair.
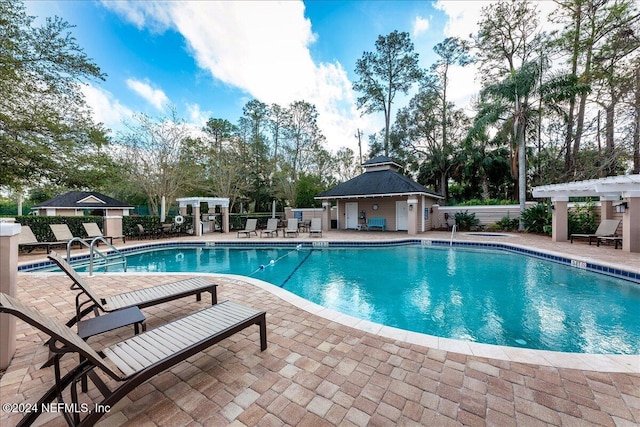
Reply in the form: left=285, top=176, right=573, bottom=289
left=285, top=218, right=298, bottom=237
left=570, top=219, right=620, bottom=245
left=260, top=218, right=279, bottom=237
left=83, top=222, right=121, bottom=245
left=18, top=225, right=66, bottom=254
left=135, top=223, right=154, bottom=240
left=49, top=223, right=76, bottom=242
left=309, top=218, right=322, bottom=237
left=237, top=218, right=258, bottom=238
left=0, top=292, right=266, bottom=427
left=47, top=251, right=218, bottom=326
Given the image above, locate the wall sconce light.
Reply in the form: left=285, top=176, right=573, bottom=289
left=429, top=207, right=433, bottom=213
left=409, top=204, right=414, bottom=211
left=322, top=205, right=326, bottom=211
left=551, top=205, right=555, bottom=210
left=615, top=202, right=628, bottom=213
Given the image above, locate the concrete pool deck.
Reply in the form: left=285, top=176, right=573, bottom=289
left=3, top=230, right=640, bottom=425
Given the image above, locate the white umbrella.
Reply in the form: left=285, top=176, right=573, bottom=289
left=272, top=200, right=276, bottom=218
left=160, top=196, right=166, bottom=223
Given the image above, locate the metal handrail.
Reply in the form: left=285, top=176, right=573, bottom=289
left=66, top=237, right=127, bottom=276
left=449, top=224, right=457, bottom=246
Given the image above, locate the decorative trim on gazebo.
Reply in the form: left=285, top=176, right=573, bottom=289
left=532, top=175, right=640, bottom=253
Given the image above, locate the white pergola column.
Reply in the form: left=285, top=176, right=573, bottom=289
left=0, top=222, right=20, bottom=369
left=551, top=197, right=569, bottom=242
left=407, top=198, right=418, bottom=235
left=622, top=193, right=640, bottom=253
left=599, top=195, right=618, bottom=220
left=322, top=201, right=331, bottom=231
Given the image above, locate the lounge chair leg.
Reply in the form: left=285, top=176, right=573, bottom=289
left=258, top=313, right=267, bottom=351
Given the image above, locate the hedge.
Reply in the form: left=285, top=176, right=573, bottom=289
left=15, top=216, right=103, bottom=242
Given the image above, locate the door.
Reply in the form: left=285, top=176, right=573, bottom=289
left=396, top=201, right=408, bottom=231
left=345, top=202, right=358, bottom=229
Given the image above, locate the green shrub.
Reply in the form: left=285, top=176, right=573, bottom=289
left=568, top=202, right=597, bottom=234
left=494, top=216, right=519, bottom=231
left=454, top=211, right=480, bottom=231
left=521, top=203, right=551, bottom=234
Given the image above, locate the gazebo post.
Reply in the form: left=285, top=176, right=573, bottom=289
left=622, top=195, right=639, bottom=253
left=551, top=198, right=569, bottom=242
left=599, top=196, right=616, bottom=220
left=407, top=198, right=418, bottom=235
left=322, top=201, right=331, bottom=231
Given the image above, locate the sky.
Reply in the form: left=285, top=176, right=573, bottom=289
left=25, top=1, right=556, bottom=155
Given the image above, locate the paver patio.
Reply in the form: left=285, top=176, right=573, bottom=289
left=2, top=230, right=639, bottom=426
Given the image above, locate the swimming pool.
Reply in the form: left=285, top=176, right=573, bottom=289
left=66, top=244, right=639, bottom=355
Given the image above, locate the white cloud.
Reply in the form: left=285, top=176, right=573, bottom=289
left=81, top=84, right=134, bottom=132
left=100, top=0, right=370, bottom=153
left=185, top=102, right=211, bottom=128
left=412, top=16, right=430, bottom=38
left=126, top=78, right=169, bottom=111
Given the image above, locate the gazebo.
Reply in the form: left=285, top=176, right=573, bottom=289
left=32, top=191, right=134, bottom=239
left=176, top=197, right=230, bottom=236
left=315, top=156, right=443, bottom=235
left=532, top=174, right=640, bottom=253
left=33, top=191, right=134, bottom=217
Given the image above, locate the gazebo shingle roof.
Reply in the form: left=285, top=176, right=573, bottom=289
left=317, top=169, right=442, bottom=199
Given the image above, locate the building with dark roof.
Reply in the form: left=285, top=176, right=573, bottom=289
left=33, top=191, right=134, bottom=217
left=315, top=156, right=443, bottom=234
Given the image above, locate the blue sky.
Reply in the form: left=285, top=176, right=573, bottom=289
left=24, top=1, right=556, bottom=153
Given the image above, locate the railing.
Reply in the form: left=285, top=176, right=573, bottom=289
left=66, top=237, right=127, bottom=276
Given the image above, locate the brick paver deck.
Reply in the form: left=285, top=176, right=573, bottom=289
left=3, top=231, right=640, bottom=426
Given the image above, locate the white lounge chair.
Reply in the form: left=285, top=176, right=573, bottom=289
left=237, top=218, right=258, bottom=237
left=570, top=219, right=620, bottom=245
left=285, top=218, right=298, bottom=237
left=83, top=222, right=121, bottom=244
left=261, top=218, right=279, bottom=237
left=309, top=218, right=322, bottom=237
left=18, top=225, right=66, bottom=254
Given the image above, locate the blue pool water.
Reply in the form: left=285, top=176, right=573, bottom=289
left=85, top=245, right=639, bottom=354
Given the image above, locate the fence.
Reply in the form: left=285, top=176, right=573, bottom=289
left=434, top=203, right=537, bottom=229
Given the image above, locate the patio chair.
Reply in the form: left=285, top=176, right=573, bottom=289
left=570, top=219, right=620, bottom=245
left=0, top=292, right=266, bottom=427
left=285, top=218, right=299, bottom=237
left=18, top=225, right=66, bottom=254
left=260, top=218, right=279, bottom=237
left=49, top=223, right=76, bottom=242
left=237, top=218, right=258, bottom=238
left=83, top=222, right=122, bottom=245
left=135, top=223, right=154, bottom=240
left=47, top=251, right=218, bottom=327
left=309, top=218, right=322, bottom=237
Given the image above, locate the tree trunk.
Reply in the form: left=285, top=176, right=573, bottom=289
left=604, top=102, right=615, bottom=176
left=564, top=1, right=582, bottom=174
left=635, top=66, right=640, bottom=174
left=572, top=2, right=595, bottom=178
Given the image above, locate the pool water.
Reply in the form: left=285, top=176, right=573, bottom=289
left=97, top=246, right=640, bottom=354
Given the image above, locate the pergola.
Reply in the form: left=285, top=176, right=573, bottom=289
left=176, top=197, right=230, bottom=236
left=532, top=174, right=640, bottom=253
